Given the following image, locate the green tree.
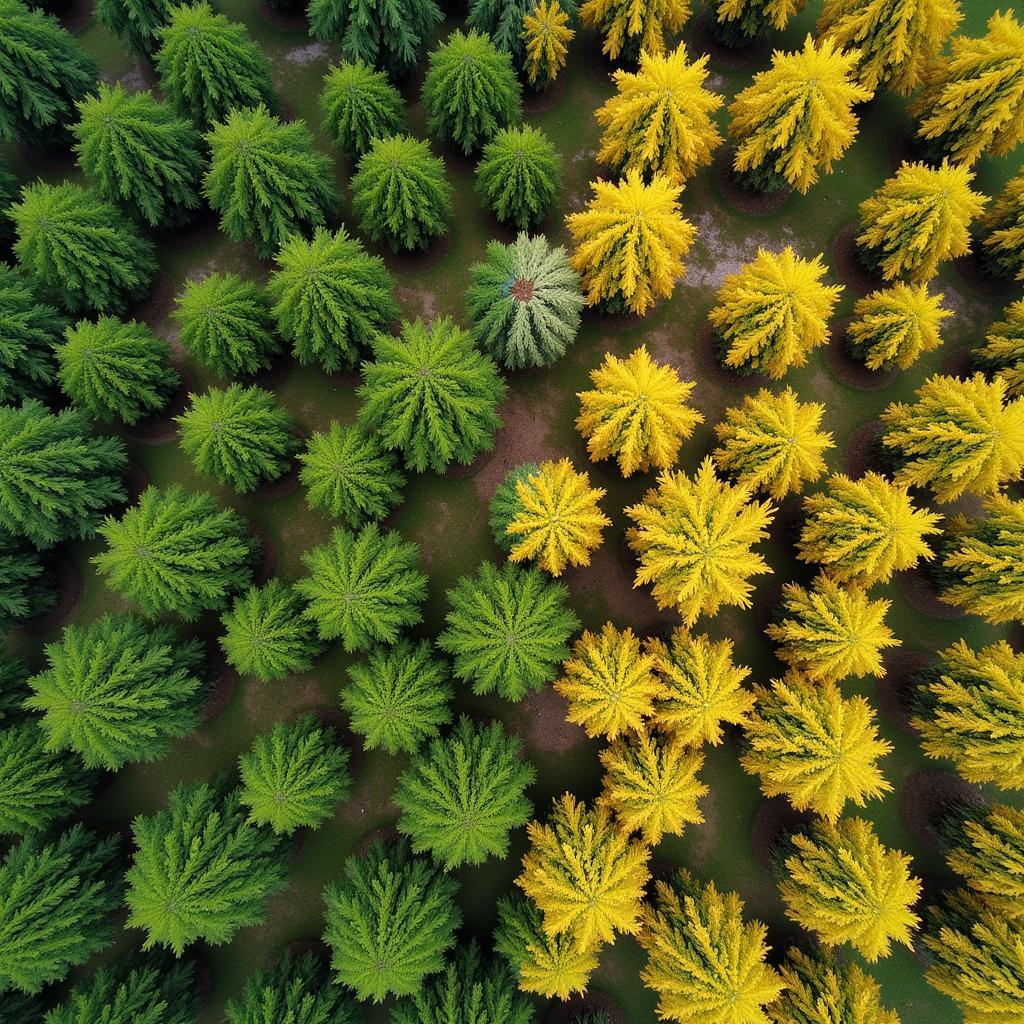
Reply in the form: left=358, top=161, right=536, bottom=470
left=489, top=463, right=539, bottom=552
left=226, top=952, right=357, bottom=1024
left=476, top=125, right=561, bottom=229
left=320, top=59, right=406, bottom=159
left=96, top=0, right=175, bottom=55
left=0, top=263, right=63, bottom=406
left=946, top=803, right=1024, bottom=920
left=468, top=0, right=577, bottom=64
left=0, top=653, right=29, bottom=723
left=0, top=539, right=54, bottom=628
left=976, top=299, right=1024, bottom=398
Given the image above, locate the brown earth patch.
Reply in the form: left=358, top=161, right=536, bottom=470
left=286, top=939, right=332, bottom=963
left=875, top=648, right=931, bottom=737
left=888, top=131, right=923, bottom=174
left=843, top=419, right=884, bottom=478
left=522, top=74, right=567, bottom=115
left=898, top=563, right=963, bottom=621
left=825, top=318, right=899, bottom=391
left=831, top=222, right=882, bottom=296
left=519, top=685, right=589, bottom=755
left=202, top=649, right=238, bottom=721
left=22, top=556, right=80, bottom=632
left=939, top=343, right=974, bottom=379
left=128, top=270, right=178, bottom=331
left=697, top=321, right=748, bottom=389
left=712, top=150, right=791, bottom=217
left=900, top=770, right=985, bottom=854
left=289, top=825, right=308, bottom=863
left=124, top=460, right=150, bottom=504
left=258, top=1, right=310, bottom=29
left=752, top=796, right=812, bottom=872
left=395, top=282, right=440, bottom=321
left=355, top=824, right=401, bottom=857
left=544, top=989, right=625, bottom=1024
left=953, top=248, right=1020, bottom=300
left=383, top=230, right=451, bottom=275
left=686, top=780, right=718, bottom=872
left=190, top=952, right=215, bottom=1011
left=60, top=0, right=94, bottom=34
left=251, top=458, right=301, bottom=502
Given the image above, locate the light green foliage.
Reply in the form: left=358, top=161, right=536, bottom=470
left=96, top=0, right=175, bottom=55
left=226, top=952, right=358, bottom=1024
left=476, top=125, right=562, bottom=229
left=320, top=59, right=406, bottom=159
left=490, top=463, right=539, bottom=551
left=0, top=263, right=63, bottom=406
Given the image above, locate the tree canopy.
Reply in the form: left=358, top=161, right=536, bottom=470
left=226, top=952, right=356, bottom=1024
left=847, top=282, right=951, bottom=371
left=476, top=125, right=561, bottom=229
left=0, top=263, right=62, bottom=407
left=580, top=0, right=690, bottom=61
left=982, top=171, right=1024, bottom=283
left=320, top=59, right=406, bottom=159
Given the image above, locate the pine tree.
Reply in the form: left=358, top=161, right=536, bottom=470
left=220, top=579, right=325, bottom=682
left=323, top=838, right=460, bottom=1003
left=156, top=2, right=275, bottom=128
left=728, top=35, right=872, bottom=194
left=796, top=472, right=942, bottom=587
left=647, top=628, right=755, bottom=745
left=516, top=793, right=650, bottom=947
left=357, top=317, right=505, bottom=474
left=856, top=160, right=986, bottom=282
left=93, top=485, right=255, bottom=621
left=341, top=640, right=453, bottom=754
left=712, top=0, right=806, bottom=46
left=780, top=817, right=921, bottom=962
left=566, top=171, right=696, bottom=315
left=467, top=0, right=577, bottom=66
left=626, top=458, right=775, bottom=625
left=595, top=44, right=723, bottom=186
left=600, top=728, right=706, bottom=844
left=847, top=282, right=951, bottom=371
left=522, top=0, right=573, bottom=89
left=0, top=825, right=120, bottom=994
left=772, top=948, right=899, bottom=1024
left=11, top=181, right=157, bottom=314
left=577, top=344, right=703, bottom=477
left=639, top=870, right=785, bottom=1024
left=0, top=263, right=63, bottom=406
left=269, top=227, right=398, bottom=373
left=57, top=316, right=179, bottom=425
left=580, top=0, right=690, bottom=61
left=351, top=134, right=452, bottom=251
left=710, top=247, right=842, bottom=379
left=25, top=613, right=204, bottom=770
left=741, top=675, right=893, bottom=822
left=982, top=171, right=1024, bottom=282
left=0, top=538, right=54, bottom=629
left=0, top=401, right=127, bottom=549
left=946, top=803, right=1024, bottom=919
left=72, top=84, right=205, bottom=228
left=295, top=523, right=427, bottom=651
left=320, top=59, right=406, bottom=160
left=465, top=233, right=584, bottom=370
left=476, top=125, right=561, bottom=229
left=96, top=0, right=175, bottom=55
left=976, top=299, right=1024, bottom=399
left=554, top=623, right=664, bottom=739
left=226, top=952, right=356, bottom=1024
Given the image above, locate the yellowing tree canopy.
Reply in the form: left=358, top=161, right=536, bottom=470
left=976, top=299, right=1024, bottom=399
left=580, top=0, right=691, bottom=61
left=983, top=171, right=1024, bottom=283
left=522, top=0, right=573, bottom=88
left=848, top=282, right=952, bottom=371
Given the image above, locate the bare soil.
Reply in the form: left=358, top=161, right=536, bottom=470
left=875, top=648, right=931, bottom=737
left=126, top=365, right=192, bottom=445
left=712, top=151, right=791, bottom=217
left=831, top=222, right=882, bottom=297
left=202, top=648, right=238, bottom=722
left=687, top=10, right=772, bottom=70
left=523, top=75, right=567, bottom=115
left=843, top=419, right=885, bottom=478
left=751, top=796, right=812, bottom=872
left=519, top=685, right=589, bottom=755
left=382, top=230, right=452, bottom=275
left=898, top=564, right=964, bottom=621
left=825, top=318, right=899, bottom=392
left=696, top=321, right=749, bottom=389
left=23, top=557, right=80, bottom=632
left=250, top=523, right=278, bottom=584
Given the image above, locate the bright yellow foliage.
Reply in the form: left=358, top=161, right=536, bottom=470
left=976, top=299, right=1024, bottom=398
left=774, top=948, right=901, bottom=1024
left=716, top=0, right=805, bottom=34
left=983, top=171, right=1024, bottom=282
left=580, top=0, right=691, bottom=61
left=946, top=804, right=1024, bottom=920
left=847, top=283, right=951, bottom=371
left=523, top=0, right=574, bottom=88
left=576, top=344, right=703, bottom=477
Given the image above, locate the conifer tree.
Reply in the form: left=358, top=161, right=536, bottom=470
left=772, top=948, right=899, bottom=1024
left=489, top=463, right=541, bottom=553
left=351, top=135, right=452, bottom=251
left=639, top=870, right=785, bottom=1024
left=467, top=0, right=577, bottom=66
left=476, top=125, right=562, bottom=230
left=72, top=84, right=205, bottom=228
left=93, top=485, right=255, bottom=621
left=566, top=171, right=696, bottom=315
left=57, top=317, right=179, bottom=425
left=0, top=990, right=39, bottom=1024
left=0, top=653, right=29, bottom=724
left=856, top=160, right=986, bottom=282
left=341, top=640, right=452, bottom=754
left=26, top=613, right=204, bottom=770
left=11, top=181, right=157, bottom=314
left=595, top=44, right=723, bottom=185
left=847, top=282, right=951, bottom=371
left=320, top=59, right=406, bottom=160
left=466, top=233, right=584, bottom=370
left=0, top=263, right=63, bottom=406
left=96, top=0, right=175, bottom=55
left=626, top=458, right=775, bottom=625
left=523, top=0, right=573, bottom=89
left=712, top=0, right=806, bottom=46
left=156, top=2, right=275, bottom=128
left=323, top=838, right=460, bottom=1002
left=358, top=317, right=505, bottom=474
left=0, top=163, right=13, bottom=249
left=976, top=299, right=1024, bottom=399
left=982, top=171, right=1024, bottom=282
left=0, top=539, right=53, bottom=629
left=946, top=803, right=1024, bottom=919
left=226, top=952, right=356, bottom=1024
left=711, top=247, right=842, bottom=379
left=797, top=472, right=942, bottom=587
left=780, top=817, right=921, bottom=962
left=269, top=227, right=398, bottom=372
left=580, top=0, right=690, bottom=61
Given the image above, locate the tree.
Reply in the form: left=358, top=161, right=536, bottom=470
left=96, top=0, right=175, bottom=55
left=320, top=59, right=406, bottom=160
left=0, top=653, right=29, bottom=724
left=946, top=803, right=1024, bottom=919
left=11, top=181, right=157, bottom=314
left=226, top=952, right=356, bottom=1024
left=72, top=84, right=205, bottom=228
left=710, top=247, right=842, bottom=379
left=25, top=613, right=204, bottom=770
left=523, top=0, right=574, bottom=89
left=856, top=160, right=986, bottom=282
left=779, top=817, right=921, bottom=962
left=465, top=233, right=584, bottom=370
left=489, top=463, right=540, bottom=553
left=0, top=825, right=120, bottom=994
left=639, top=870, right=785, bottom=1024
left=220, top=579, right=325, bottom=682
left=0, top=401, right=127, bottom=549
left=516, top=794, right=650, bottom=948
left=394, top=716, right=534, bottom=869
left=341, top=640, right=452, bottom=754
left=93, top=485, right=255, bottom=621
left=712, top=0, right=806, bottom=46
left=595, top=44, right=722, bottom=186
left=741, top=676, right=893, bottom=822
left=647, top=628, right=755, bottom=745
left=204, top=106, right=336, bottom=260
left=772, top=948, right=899, bottom=1024
left=0, top=263, right=63, bottom=406
left=476, top=125, right=561, bottom=229
left=56, top=316, right=179, bottom=425
left=269, top=227, right=398, bottom=373
left=982, top=171, right=1024, bottom=282
left=295, top=523, right=427, bottom=651
left=566, top=171, right=696, bottom=315
left=156, top=2, right=274, bottom=128
left=173, top=272, right=280, bottom=378
left=554, top=623, right=664, bottom=740
left=580, top=0, right=690, bottom=61
left=438, top=560, right=578, bottom=702
left=817, top=0, right=962, bottom=96
left=351, top=134, right=452, bottom=251
left=577, top=344, right=702, bottom=477
left=0, top=162, right=13, bottom=250
left=976, top=299, right=1024, bottom=398
left=0, top=0, right=96, bottom=143
left=239, top=716, right=351, bottom=835
left=467, top=0, right=577, bottom=66
left=728, top=36, right=871, bottom=194
left=626, top=458, right=775, bottom=625
left=797, top=472, right=942, bottom=587
left=0, top=539, right=54, bottom=628
left=847, top=282, right=951, bottom=371
left=322, top=838, right=460, bottom=1003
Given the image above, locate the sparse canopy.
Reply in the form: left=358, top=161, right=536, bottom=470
left=976, top=299, right=1024, bottom=399
left=773, top=948, right=900, bottom=1024
left=712, top=0, right=807, bottom=46
left=946, top=803, right=1024, bottom=920
left=523, top=0, right=574, bottom=88
left=0, top=264, right=62, bottom=407
left=847, top=282, right=951, bottom=371
left=96, top=0, right=175, bottom=55
left=580, top=0, right=690, bottom=61
left=476, top=125, right=561, bottom=230
left=320, top=59, right=406, bottom=160
left=226, top=952, right=356, bottom=1024
left=982, top=171, right=1024, bottom=282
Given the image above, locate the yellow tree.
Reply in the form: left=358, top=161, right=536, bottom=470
left=847, top=282, right=951, bottom=371
left=576, top=344, right=703, bottom=477
left=728, top=35, right=872, bottom=194
left=982, top=171, right=1024, bottom=282
left=565, top=171, right=696, bottom=315
left=522, top=0, right=573, bottom=89
left=710, top=247, right=842, bottom=379
left=975, top=299, right=1024, bottom=398
left=946, top=804, right=1024, bottom=920
left=626, top=458, right=775, bottom=625
left=595, top=44, right=723, bottom=186
left=712, top=0, right=807, bottom=47
left=580, top=0, right=691, bottom=61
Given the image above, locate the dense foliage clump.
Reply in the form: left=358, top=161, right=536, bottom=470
left=320, top=60, right=406, bottom=160
left=0, top=264, right=62, bottom=406
left=476, top=126, right=561, bottom=229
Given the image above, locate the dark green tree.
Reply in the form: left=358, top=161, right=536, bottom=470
left=96, top=0, right=175, bottom=55
left=0, top=538, right=54, bottom=628
left=490, top=463, right=539, bottom=551
left=226, top=952, right=358, bottom=1024
left=0, top=262, right=62, bottom=406
left=476, top=125, right=561, bottom=229
left=320, top=59, right=406, bottom=160
left=0, top=653, right=29, bottom=724
left=0, top=163, right=16, bottom=251
left=467, top=0, right=577, bottom=65
left=0, top=990, right=39, bottom=1024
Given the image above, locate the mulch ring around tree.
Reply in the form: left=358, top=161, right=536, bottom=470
left=696, top=321, right=749, bottom=389
left=308, top=702, right=366, bottom=779
left=249, top=522, right=278, bottom=584
left=831, top=221, right=883, bottom=297
left=687, top=9, right=772, bottom=70
left=751, top=796, right=813, bottom=872
left=522, top=74, right=567, bottom=115
left=251, top=432, right=305, bottom=502
left=712, top=150, right=791, bottom=217
left=382, top=230, right=451, bottom=275
left=356, top=824, right=401, bottom=857
left=900, top=770, right=985, bottom=854
left=898, top=562, right=964, bottom=621
left=875, top=648, right=931, bottom=737
left=952, top=248, right=1020, bottom=301
left=545, top=990, right=626, bottom=1024
left=59, top=0, right=94, bottom=34
left=824, top=318, right=899, bottom=392
left=202, top=647, right=238, bottom=722
left=842, top=419, right=886, bottom=478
